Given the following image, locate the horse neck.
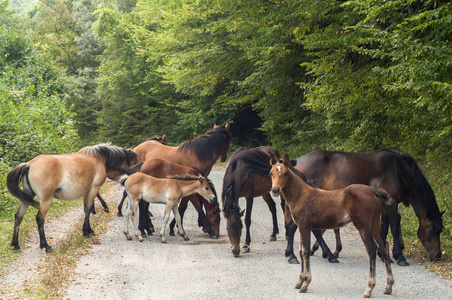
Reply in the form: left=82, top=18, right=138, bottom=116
left=281, top=169, right=311, bottom=205
left=175, top=179, right=201, bottom=197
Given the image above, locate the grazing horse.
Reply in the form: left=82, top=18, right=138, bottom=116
left=6, top=144, right=137, bottom=253
left=131, top=123, right=232, bottom=236
left=270, top=154, right=394, bottom=298
left=121, top=173, right=216, bottom=243
left=285, top=149, right=444, bottom=266
left=222, top=146, right=283, bottom=257
left=92, top=135, right=167, bottom=215
left=116, top=158, right=220, bottom=238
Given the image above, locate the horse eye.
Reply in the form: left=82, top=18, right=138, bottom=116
left=204, top=187, right=209, bottom=190
left=284, top=172, right=288, bottom=176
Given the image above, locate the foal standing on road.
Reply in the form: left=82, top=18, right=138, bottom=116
left=270, top=154, right=394, bottom=298
left=121, top=173, right=217, bottom=243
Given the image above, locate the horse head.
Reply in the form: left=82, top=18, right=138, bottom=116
left=223, top=207, right=244, bottom=257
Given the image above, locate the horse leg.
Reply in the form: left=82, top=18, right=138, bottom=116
left=262, top=193, right=279, bottom=241
left=386, top=201, right=408, bottom=266
left=243, top=197, right=254, bottom=253
left=130, top=197, right=143, bottom=242
left=82, top=191, right=98, bottom=237
left=285, top=219, right=299, bottom=264
left=160, top=201, right=174, bottom=243
left=333, top=228, right=342, bottom=257
left=295, top=228, right=312, bottom=293
left=117, top=191, right=127, bottom=217
left=358, top=228, right=378, bottom=298
left=11, top=203, right=29, bottom=251
left=372, top=213, right=395, bottom=295
left=97, top=193, right=110, bottom=213
left=123, top=194, right=132, bottom=240
left=36, top=198, right=53, bottom=253
left=138, top=200, right=153, bottom=237
left=172, top=204, right=189, bottom=241
left=310, top=229, right=325, bottom=255
left=311, top=230, right=339, bottom=263
left=170, top=197, right=188, bottom=236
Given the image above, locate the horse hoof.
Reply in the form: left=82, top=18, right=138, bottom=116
left=288, top=258, right=300, bottom=264
left=183, top=236, right=190, bottom=241
left=269, top=236, right=277, bottom=242
left=45, top=247, right=53, bottom=253
left=328, top=258, right=340, bottom=263
left=117, top=213, right=123, bottom=217
left=161, top=240, right=167, bottom=244
left=169, top=232, right=175, bottom=236
left=362, top=293, right=370, bottom=298
left=104, top=208, right=110, bottom=213
left=242, top=245, right=250, bottom=253
left=299, top=288, right=307, bottom=293
left=210, top=234, right=218, bottom=239
left=397, top=259, right=410, bottom=266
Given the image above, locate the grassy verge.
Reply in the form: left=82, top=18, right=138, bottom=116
left=0, top=199, right=82, bottom=276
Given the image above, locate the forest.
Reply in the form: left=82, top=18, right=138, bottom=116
left=0, top=0, right=451, bottom=269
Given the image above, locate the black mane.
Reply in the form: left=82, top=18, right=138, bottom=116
left=177, top=125, right=232, bottom=163
left=80, top=143, right=137, bottom=170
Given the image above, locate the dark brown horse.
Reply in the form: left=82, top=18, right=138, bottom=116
left=222, top=146, right=282, bottom=257
left=131, top=124, right=232, bottom=236
left=116, top=158, right=220, bottom=238
left=222, top=147, right=340, bottom=261
left=6, top=144, right=137, bottom=253
left=270, top=154, right=394, bottom=298
left=285, top=149, right=444, bottom=266
left=92, top=135, right=167, bottom=215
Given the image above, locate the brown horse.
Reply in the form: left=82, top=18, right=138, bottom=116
left=121, top=173, right=216, bottom=243
left=222, top=147, right=340, bottom=260
left=131, top=124, right=232, bottom=236
left=222, top=146, right=283, bottom=257
left=285, top=149, right=444, bottom=266
left=92, top=135, right=167, bottom=215
left=270, top=154, right=394, bottom=298
left=6, top=144, right=137, bottom=253
left=116, top=158, right=220, bottom=238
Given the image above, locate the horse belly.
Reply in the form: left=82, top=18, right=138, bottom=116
left=313, top=213, right=351, bottom=230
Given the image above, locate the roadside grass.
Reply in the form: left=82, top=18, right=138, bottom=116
left=0, top=199, right=82, bottom=276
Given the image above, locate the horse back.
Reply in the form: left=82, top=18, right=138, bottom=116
left=27, top=154, right=105, bottom=200
left=294, top=150, right=405, bottom=200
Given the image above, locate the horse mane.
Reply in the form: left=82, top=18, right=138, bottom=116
left=222, top=147, right=278, bottom=213
left=395, top=151, right=444, bottom=233
left=177, top=125, right=232, bottom=163
left=80, top=143, right=137, bottom=170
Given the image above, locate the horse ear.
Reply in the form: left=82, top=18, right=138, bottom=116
left=283, top=154, right=290, bottom=165
left=240, top=209, right=245, bottom=216
left=269, top=153, right=277, bottom=165
left=225, top=123, right=231, bottom=131
left=161, top=134, right=167, bottom=144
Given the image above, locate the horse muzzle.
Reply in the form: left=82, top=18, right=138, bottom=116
left=429, top=250, right=441, bottom=261
left=271, top=188, right=280, bottom=197
left=208, top=195, right=217, bottom=203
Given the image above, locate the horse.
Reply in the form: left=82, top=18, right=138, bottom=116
left=6, top=144, right=137, bottom=253
left=270, top=154, right=394, bottom=298
left=91, top=135, right=168, bottom=215
left=222, top=146, right=284, bottom=257
left=284, top=149, right=444, bottom=266
left=131, top=123, right=232, bottom=236
left=121, top=173, right=216, bottom=243
left=115, top=158, right=220, bottom=238
left=222, top=146, right=341, bottom=261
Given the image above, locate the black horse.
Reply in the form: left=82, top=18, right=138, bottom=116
left=285, top=149, right=444, bottom=266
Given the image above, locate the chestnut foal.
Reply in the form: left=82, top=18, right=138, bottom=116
left=270, top=154, right=394, bottom=298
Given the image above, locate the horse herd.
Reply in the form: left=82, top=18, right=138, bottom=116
left=6, top=123, right=444, bottom=298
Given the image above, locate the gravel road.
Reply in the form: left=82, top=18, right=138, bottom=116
left=2, top=170, right=451, bottom=299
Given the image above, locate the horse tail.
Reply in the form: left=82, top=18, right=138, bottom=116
left=116, top=162, right=143, bottom=175
left=374, top=189, right=392, bottom=207
left=6, top=163, right=39, bottom=209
